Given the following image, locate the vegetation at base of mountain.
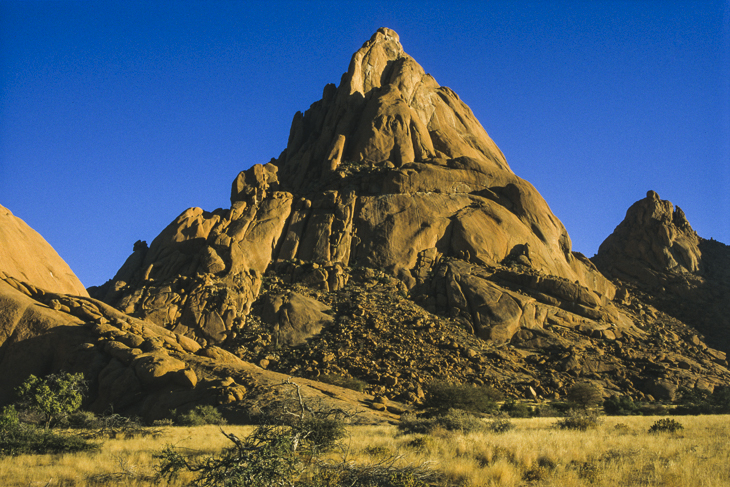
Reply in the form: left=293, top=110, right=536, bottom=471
left=673, top=386, right=730, bottom=415
left=171, top=405, right=227, bottom=427
left=14, top=371, right=86, bottom=429
left=648, top=418, right=684, bottom=433
left=555, top=410, right=603, bottom=431
left=500, top=398, right=533, bottom=418
left=1, top=415, right=730, bottom=486
left=0, top=405, right=97, bottom=456
left=566, top=382, right=604, bottom=409
left=422, top=380, right=501, bottom=414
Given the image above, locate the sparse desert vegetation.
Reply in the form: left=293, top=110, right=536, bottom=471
left=1, top=414, right=729, bottom=486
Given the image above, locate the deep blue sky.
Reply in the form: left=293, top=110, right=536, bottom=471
left=2, top=1, right=728, bottom=288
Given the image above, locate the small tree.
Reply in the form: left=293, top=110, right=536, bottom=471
left=15, top=372, right=86, bottom=428
left=423, top=380, right=501, bottom=413
left=566, top=382, right=603, bottom=409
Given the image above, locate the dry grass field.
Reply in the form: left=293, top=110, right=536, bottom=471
left=0, top=415, right=728, bottom=486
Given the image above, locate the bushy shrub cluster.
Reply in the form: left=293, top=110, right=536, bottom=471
left=648, top=418, right=683, bottom=433
left=173, top=405, right=227, bottom=426
left=566, top=382, right=604, bottom=409
left=157, top=426, right=299, bottom=487
left=555, top=410, right=602, bottom=431
left=487, top=415, right=515, bottom=433
left=423, top=380, right=501, bottom=414
left=500, top=399, right=533, bottom=418
left=156, top=381, right=356, bottom=487
left=398, top=409, right=486, bottom=435
left=674, top=386, right=730, bottom=415
left=0, top=406, right=96, bottom=456
left=603, top=395, right=639, bottom=415
left=14, top=372, right=86, bottom=428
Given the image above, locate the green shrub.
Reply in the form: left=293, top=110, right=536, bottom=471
left=603, top=395, right=639, bottom=415
left=487, top=415, right=514, bottom=433
left=157, top=402, right=349, bottom=486
left=423, top=381, right=501, bottom=414
left=566, top=382, right=604, bottom=409
left=648, top=418, right=683, bottom=433
left=317, top=374, right=367, bottom=393
left=398, top=409, right=486, bottom=435
left=0, top=406, right=96, bottom=456
left=555, top=410, right=602, bottom=431
left=299, top=412, right=347, bottom=453
left=0, top=406, right=19, bottom=430
left=174, top=405, right=227, bottom=426
left=500, top=399, right=532, bottom=418
left=65, top=410, right=100, bottom=428
left=638, top=403, right=669, bottom=415
left=523, top=457, right=556, bottom=482
left=156, top=427, right=298, bottom=487
left=86, top=414, right=158, bottom=439
left=674, top=386, right=730, bottom=415
left=571, top=460, right=599, bottom=482
left=532, top=404, right=562, bottom=417
left=15, top=372, right=86, bottom=428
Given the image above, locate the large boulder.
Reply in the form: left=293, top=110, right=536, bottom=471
left=261, top=292, right=334, bottom=347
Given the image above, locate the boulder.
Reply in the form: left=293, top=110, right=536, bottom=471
left=131, top=350, right=188, bottom=388
left=261, top=292, right=334, bottom=347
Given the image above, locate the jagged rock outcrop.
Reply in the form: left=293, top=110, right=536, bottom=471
left=594, top=190, right=730, bottom=353
left=0, top=204, right=88, bottom=296
left=593, top=190, right=702, bottom=284
left=95, top=28, right=619, bottom=348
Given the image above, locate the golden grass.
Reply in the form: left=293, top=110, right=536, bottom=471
left=0, top=425, right=255, bottom=487
left=1, top=415, right=729, bottom=486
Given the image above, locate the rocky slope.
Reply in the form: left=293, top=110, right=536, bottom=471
left=1, top=29, right=728, bottom=419
left=0, top=274, right=403, bottom=422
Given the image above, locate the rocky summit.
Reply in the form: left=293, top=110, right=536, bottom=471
left=1, top=29, right=729, bottom=420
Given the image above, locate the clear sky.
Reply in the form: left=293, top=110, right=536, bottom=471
left=1, top=1, right=728, bottom=288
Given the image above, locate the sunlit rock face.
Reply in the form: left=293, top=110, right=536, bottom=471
left=94, top=27, right=618, bottom=347
left=594, top=190, right=702, bottom=281
left=0, top=204, right=88, bottom=296
left=594, top=190, right=730, bottom=353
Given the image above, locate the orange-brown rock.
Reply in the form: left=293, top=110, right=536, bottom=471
left=594, top=191, right=730, bottom=353
left=0, top=205, right=88, bottom=296
left=594, top=191, right=702, bottom=283
left=97, top=28, right=615, bottom=346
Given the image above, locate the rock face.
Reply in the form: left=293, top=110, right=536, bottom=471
left=594, top=191, right=730, bottom=353
left=0, top=205, right=88, bottom=296
left=593, top=190, right=702, bottom=283
left=94, top=28, right=618, bottom=349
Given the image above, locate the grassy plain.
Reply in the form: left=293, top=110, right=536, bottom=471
left=0, top=415, right=728, bottom=486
